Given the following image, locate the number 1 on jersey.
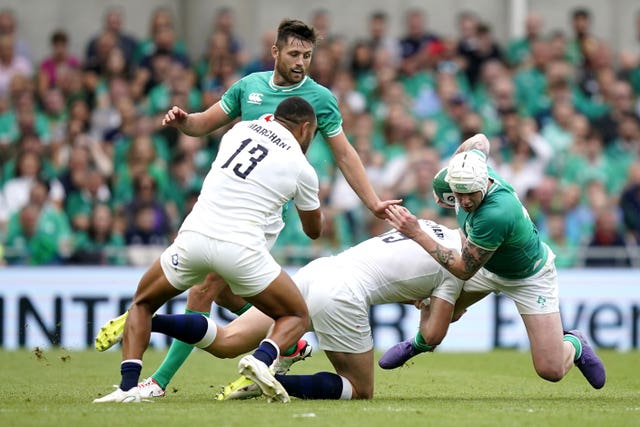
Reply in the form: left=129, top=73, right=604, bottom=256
left=221, top=138, right=269, bottom=179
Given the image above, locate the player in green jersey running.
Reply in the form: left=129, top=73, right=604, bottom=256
left=379, top=133, right=606, bottom=390
left=97, top=18, right=400, bottom=398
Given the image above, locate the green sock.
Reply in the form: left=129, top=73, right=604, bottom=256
left=563, top=334, right=582, bottom=361
left=281, top=342, right=299, bottom=357
left=233, top=303, right=253, bottom=316
left=412, top=332, right=435, bottom=353
left=152, top=309, right=210, bottom=389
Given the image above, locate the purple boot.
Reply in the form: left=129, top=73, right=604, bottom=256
left=378, top=338, right=422, bottom=369
left=566, top=330, right=606, bottom=389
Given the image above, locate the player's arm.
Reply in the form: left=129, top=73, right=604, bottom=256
left=326, top=131, right=401, bottom=219
left=453, top=133, right=491, bottom=158
left=297, top=207, right=323, bottom=240
left=385, top=205, right=495, bottom=280
left=161, top=102, right=234, bottom=136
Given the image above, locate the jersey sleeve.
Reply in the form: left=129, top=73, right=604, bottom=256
left=219, top=78, right=244, bottom=119
left=293, top=163, right=321, bottom=211
left=466, top=202, right=512, bottom=251
left=313, top=86, right=343, bottom=138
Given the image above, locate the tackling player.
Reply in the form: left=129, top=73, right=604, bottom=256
left=379, top=133, right=606, bottom=390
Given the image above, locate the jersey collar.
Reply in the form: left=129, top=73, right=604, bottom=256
left=269, top=73, right=308, bottom=92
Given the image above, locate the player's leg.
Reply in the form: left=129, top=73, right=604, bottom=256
left=508, top=255, right=605, bottom=388
left=143, top=305, right=274, bottom=358
left=522, top=312, right=573, bottom=381
left=94, top=258, right=183, bottom=403
left=146, top=272, right=249, bottom=394
left=147, top=227, right=281, bottom=392
left=273, top=350, right=370, bottom=400
left=237, top=268, right=309, bottom=403
left=379, top=296, right=456, bottom=369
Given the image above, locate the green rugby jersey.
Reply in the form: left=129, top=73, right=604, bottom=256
left=219, top=71, right=343, bottom=139
left=455, top=166, right=548, bottom=279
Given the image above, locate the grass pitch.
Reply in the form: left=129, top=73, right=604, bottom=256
left=0, top=348, right=638, bottom=427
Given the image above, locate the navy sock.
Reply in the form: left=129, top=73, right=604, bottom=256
left=120, top=360, right=142, bottom=391
left=275, top=372, right=343, bottom=399
left=151, top=314, right=209, bottom=344
left=252, top=340, right=278, bottom=367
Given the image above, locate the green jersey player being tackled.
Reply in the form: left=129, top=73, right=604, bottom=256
left=379, top=133, right=606, bottom=390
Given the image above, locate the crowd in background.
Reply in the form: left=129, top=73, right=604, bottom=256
left=0, top=5, right=639, bottom=268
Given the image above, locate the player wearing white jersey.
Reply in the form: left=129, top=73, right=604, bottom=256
left=93, top=97, right=322, bottom=404
left=124, top=219, right=464, bottom=400
left=120, top=19, right=399, bottom=399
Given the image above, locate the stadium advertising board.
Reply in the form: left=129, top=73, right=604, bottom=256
left=0, top=267, right=638, bottom=351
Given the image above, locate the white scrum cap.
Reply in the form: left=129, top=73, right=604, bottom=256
left=445, top=150, right=489, bottom=198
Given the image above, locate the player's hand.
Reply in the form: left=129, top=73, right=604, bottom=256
left=372, top=199, right=402, bottom=220
left=384, top=205, right=420, bottom=239
left=162, top=106, right=189, bottom=127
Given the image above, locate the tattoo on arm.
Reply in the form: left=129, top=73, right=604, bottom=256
left=431, top=245, right=455, bottom=266
left=461, top=243, right=494, bottom=276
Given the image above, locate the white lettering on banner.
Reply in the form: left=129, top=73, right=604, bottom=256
left=0, top=267, right=638, bottom=350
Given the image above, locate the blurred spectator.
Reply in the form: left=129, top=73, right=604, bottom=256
left=3, top=178, right=72, bottom=265
left=506, top=12, right=543, bottom=68
left=366, top=10, right=400, bottom=65
left=582, top=207, right=633, bottom=267
left=399, top=8, right=442, bottom=69
left=242, top=29, right=276, bottom=75
left=0, top=149, right=64, bottom=222
left=0, top=89, right=50, bottom=150
left=619, top=162, right=640, bottom=242
left=121, top=173, right=172, bottom=266
left=493, top=116, right=552, bottom=198
left=37, top=30, right=81, bottom=100
left=593, top=80, right=637, bottom=145
left=566, top=7, right=596, bottom=66
left=111, top=116, right=170, bottom=208
left=310, top=8, right=332, bottom=41
left=146, top=61, right=202, bottom=116
left=210, top=7, right=249, bottom=67
left=85, top=6, right=138, bottom=69
left=543, top=210, right=580, bottom=268
left=167, top=149, right=202, bottom=224
left=0, top=8, right=30, bottom=59
left=136, top=7, right=188, bottom=64
left=69, top=203, right=126, bottom=265
left=4, top=202, right=57, bottom=265
left=0, top=33, right=33, bottom=99
left=136, top=33, right=191, bottom=98
left=41, top=87, right=69, bottom=148
left=458, top=22, right=503, bottom=88
left=62, top=150, right=111, bottom=233
left=513, top=38, right=552, bottom=118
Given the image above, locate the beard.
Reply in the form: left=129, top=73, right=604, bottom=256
left=274, top=60, right=305, bottom=86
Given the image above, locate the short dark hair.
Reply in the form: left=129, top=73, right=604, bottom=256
left=572, top=8, right=591, bottom=20
left=371, top=10, right=387, bottom=21
left=276, top=19, right=318, bottom=48
left=51, top=30, right=68, bottom=45
left=274, top=96, right=316, bottom=126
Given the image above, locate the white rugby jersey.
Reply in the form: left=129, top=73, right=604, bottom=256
left=180, top=116, right=320, bottom=248
left=329, top=220, right=464, bottom=305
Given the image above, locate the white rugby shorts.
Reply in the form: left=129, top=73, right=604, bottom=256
left=160, top=230, right=281, bottom=297
left=293, top=258, right=374, bottom=353
left=463, top=244, right=559, bottom=314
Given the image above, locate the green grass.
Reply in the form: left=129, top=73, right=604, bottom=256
left=0, top=348, right=638, bottom=427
